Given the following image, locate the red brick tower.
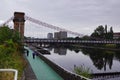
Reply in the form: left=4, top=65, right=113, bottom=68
left=13, top=12, right=25, bottom=38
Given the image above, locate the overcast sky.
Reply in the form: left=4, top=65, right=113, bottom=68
left=0, top=0, right=120, bottom=37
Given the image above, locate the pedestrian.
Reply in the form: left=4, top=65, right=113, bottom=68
left=32, top=51, right=36, bottom=59
left=26, top=50, right=29, bottom=56
left=24, top=49, right=29, bottom=56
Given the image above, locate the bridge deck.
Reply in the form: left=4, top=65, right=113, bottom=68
left=25, top=47, right=63, bottom=80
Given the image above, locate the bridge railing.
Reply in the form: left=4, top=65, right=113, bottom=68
left=24, top=39, right=120, bottom=44
left=0, top=69, right=18, bottom=80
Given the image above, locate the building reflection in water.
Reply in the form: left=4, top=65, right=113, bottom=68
left=54, top=48, right=67, bottom=55
left=44, top=45, right=120, bottom=73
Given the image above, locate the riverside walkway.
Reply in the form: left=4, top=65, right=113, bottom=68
left=25, top=47, right=63, bottom=80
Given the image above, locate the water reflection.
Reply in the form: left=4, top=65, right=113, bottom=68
left=44, top=45, right=120, bottom=73
left=54, top=48, right=67, bottom=55
left=81, top=48, right=114, bottom=71
left=69, top=46, right=120, bottom=72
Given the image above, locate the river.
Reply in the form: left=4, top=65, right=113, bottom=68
left=41, top=46, right=120, bottom=74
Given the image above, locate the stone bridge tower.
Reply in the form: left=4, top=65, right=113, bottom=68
left=13, top=12, right=25, bottom=38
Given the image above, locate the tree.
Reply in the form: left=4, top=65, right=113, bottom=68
left=91, top=25, right=114, bottom=40
left=91, top=25, right=105, bottom=40
left=82, top=35, right=90, bottom=40
left=105, top=25, right=107, bottom=34
left=0, top=25, right=21, bottom=44
left=0, top=25, right=22, bottom=52
left=0, top=26, right=13, bottom=44
left=108, top=27, right=113, bottom=39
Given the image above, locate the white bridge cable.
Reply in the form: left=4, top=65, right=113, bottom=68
left=25, top=16, right=84, bottom=37
left=0, top=16, right=14, bottom=27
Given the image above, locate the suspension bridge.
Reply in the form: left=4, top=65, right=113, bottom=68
left=1, top=12, right=120, bottom=44
left=1, top=12, right=120, bottom=80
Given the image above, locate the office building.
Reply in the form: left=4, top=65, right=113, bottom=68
left=47, top=33, right=53, bottom=39
left=54, top=31, right=67, bottom=39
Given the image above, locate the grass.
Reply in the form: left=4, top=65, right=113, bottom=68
left=105, top=44, right=116, bottom=48
left=0, top=72, right=14, bottom=80
left=73, top=64, right=92, bottom=78
left=0, top=50, right=27, bottom=80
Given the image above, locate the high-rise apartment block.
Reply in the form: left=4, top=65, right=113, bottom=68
left=54, top=31, right=67, bottom=39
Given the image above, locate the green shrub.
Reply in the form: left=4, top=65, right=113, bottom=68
left=73, top=65, right=92, bottom=78
left=105, top=44, right=116, bottom=48
left=0, top=26, right=26, bottom=80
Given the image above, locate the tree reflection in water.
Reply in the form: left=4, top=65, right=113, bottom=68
left=81, top=48, right=120, bottom=71
left=48, top=44, right=120, bottom=73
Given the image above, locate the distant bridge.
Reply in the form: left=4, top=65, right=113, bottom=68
left=25, top=39, right=120, bottom=44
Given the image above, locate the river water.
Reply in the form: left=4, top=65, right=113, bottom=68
left=42, top=46, right=120, bottom=74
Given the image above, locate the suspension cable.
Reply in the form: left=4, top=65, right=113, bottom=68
left=25, top=16, right=84, bottom=37
left=0, top=16, right=14, bottom=27
left=0, top=15, right=85, bottom=37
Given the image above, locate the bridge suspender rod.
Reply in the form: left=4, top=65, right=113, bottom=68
left=25, top=16, right=84, bottom=37
left=0, top=16, right=14, bottom=27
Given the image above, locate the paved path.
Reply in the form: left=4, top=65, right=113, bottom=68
left=24, top=64, right=37, bottom=80
left=25, top=47, right=63, bottom=80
